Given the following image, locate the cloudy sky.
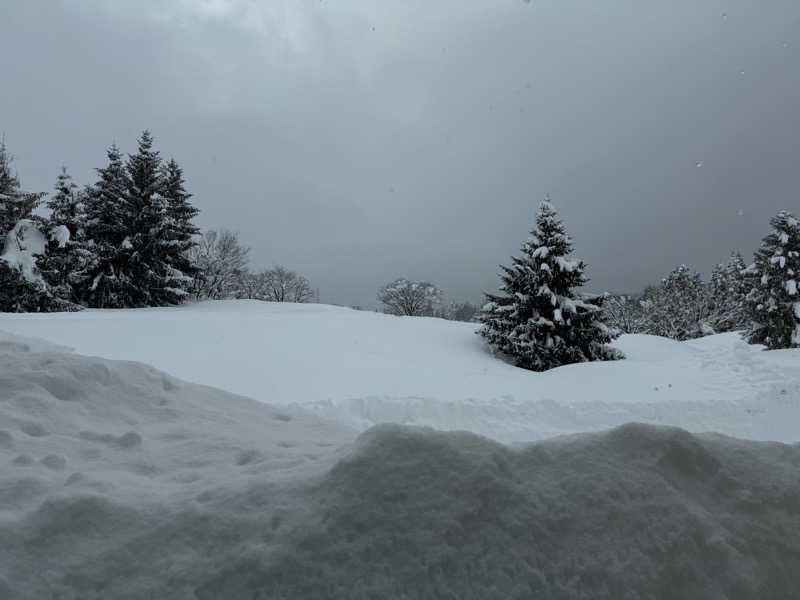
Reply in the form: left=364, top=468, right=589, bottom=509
left=1, top=0, right=798, bottom=306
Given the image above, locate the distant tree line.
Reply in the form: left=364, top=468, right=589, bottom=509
left=603, top=253, right=749, bottom=340
left=376, top=278, right=478, bottom=321
left=4, top=134, right=798, bottom=355
left=0, top=134, right=314, bottom=312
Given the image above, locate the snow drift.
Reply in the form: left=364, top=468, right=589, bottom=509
left=2, top=333, right=800, bottom=599
left=2, top=300, right=800, bottom=443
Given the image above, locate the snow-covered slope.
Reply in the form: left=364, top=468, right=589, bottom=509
left=2, top=300, right=799, bottom=443
left=2, top=334, right=799, bottom=598
left=0, top=332, right=355, bottom=597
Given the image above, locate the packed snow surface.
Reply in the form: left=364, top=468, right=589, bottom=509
left=2, top=300, right=799, bottom=443
left=1, top=333, right=800, bottom=598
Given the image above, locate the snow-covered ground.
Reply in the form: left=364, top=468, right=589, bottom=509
left=2, top=300, right=799, bottom=443
left=2, top=330, right=799, bottom=598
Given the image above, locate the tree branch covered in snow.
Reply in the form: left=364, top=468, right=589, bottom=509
left=378, top=278, right=443, bottom=316
left=238, top=265, right=315, bottom=303
left=478, top=200, right=622, bottom=371
left=744, top=210, right=800, bottom=349
left=188, top=229, right=250, bottom=300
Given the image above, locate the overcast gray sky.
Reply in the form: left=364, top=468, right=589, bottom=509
left=2, top=0, right=798, bottom=306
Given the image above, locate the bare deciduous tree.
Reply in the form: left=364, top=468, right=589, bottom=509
left=187, top=229, right=250, bottom=300
left=603, top=294, right=647, bottom=334
left=377, top=278, right=442, bottom=316
left=240, top=265, right=314, bottom=303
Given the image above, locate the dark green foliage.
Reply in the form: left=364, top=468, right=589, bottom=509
left=2, top=133, right=200, bottom=312
left=0, top=260, right=53, bottom=312
left=744, top=211, right=800, bottom=349
left=0, top=140, right=45, bottom=248
left=81, top=143, right=134, bottom=307
left=708, top=252, right=749, bottom=333
left=77, top=133, right=200, bottom=308
left=38, top=168, right=96, bottom=302
left=478, top=201, right=622, bottom=371
left=160, top=158, right=200, bottom=302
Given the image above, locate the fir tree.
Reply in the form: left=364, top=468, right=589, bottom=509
left=0, top=140, right=45, bottom=247
left=124, top=130, right=171, bottom=306
left=81, top=144, right=132, bottom=307
left=744, top=210, right=800, bottom=349
left=160, top=158, right=199, bottom=301
left=38, top=167, right=95, bottom=301
left=708, top=252, right=749, bottom=333
left=478, top=200, right=622, bottom=371
left=0, top=141, right=59, bottom=312
left=47, top=166, right=83, bottom=231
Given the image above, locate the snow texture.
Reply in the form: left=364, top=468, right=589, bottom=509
left=48, top=224, right=70, bottom=249
left=1, top=332, right=800, bottom=598
left=2, top=300, right=800, bottom=445
left=0, top=219, right=47, bottom=284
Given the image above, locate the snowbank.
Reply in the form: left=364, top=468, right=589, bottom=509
left=2, top=336, right=799, bottom=598
left=0, top=331, right=355, bottom=598
left=2, top=300, right=799, bottom=443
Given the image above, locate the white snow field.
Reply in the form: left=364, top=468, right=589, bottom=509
left=1, top=300, right=800, bottom=443
left=1, top=330, right=800, bottom=599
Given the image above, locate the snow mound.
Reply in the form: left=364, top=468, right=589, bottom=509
left=196, top=424, right=800, bottom=599
left=2, top=338, right=800, bottom=598
left=2, top=301, right=800, bottom=443
left=0, top=330, right=73, bottom=355
left=0, top=335, right=355, bottom=598
left=209, top=423, right=798, bottom=600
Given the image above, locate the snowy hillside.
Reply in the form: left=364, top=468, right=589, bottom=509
left=2, top=332, right=799, bottom=598
left=2, top=300, right=799, bottom=443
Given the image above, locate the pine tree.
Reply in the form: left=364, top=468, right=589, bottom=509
left=478, top=200, right=622, bottom=371
left=744, top=210, right=800, bottom=349
left=0, top=140, right=45, bottom=248
left=124, top=130, right=172, bottom=306
left=708, top=252, right=748, bottom=333
left=81, top=144, right=132, bottom=307
left=0, top=141, right=59, bottom=312
left=47, top=167, right=83, bottom=231
left=160, top=158, right=199, bottom=301
left=38, top=167, right=96, bottom=301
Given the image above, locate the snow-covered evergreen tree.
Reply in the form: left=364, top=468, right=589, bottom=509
left=639, top=265, right=712, bottom=340
left=38, top=167, right=96, bottom=302
left=708, top=252, right=749, bottom=333
left=123, top=130, right=170, bottom=306
left=160, top=158, right=199, bottom=300
left=0, top=142, right=63, bottom=312
left=0, top=219, right=77, bottom=312
left=744, top=210, right=800, bottom=349
left=0, top=140, right=45, bottom=248
left=81, top=144, right=132, bottom=307
left=47, top=167, right=83, bottom=230
left=478, top=200, right=622, bottom=371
